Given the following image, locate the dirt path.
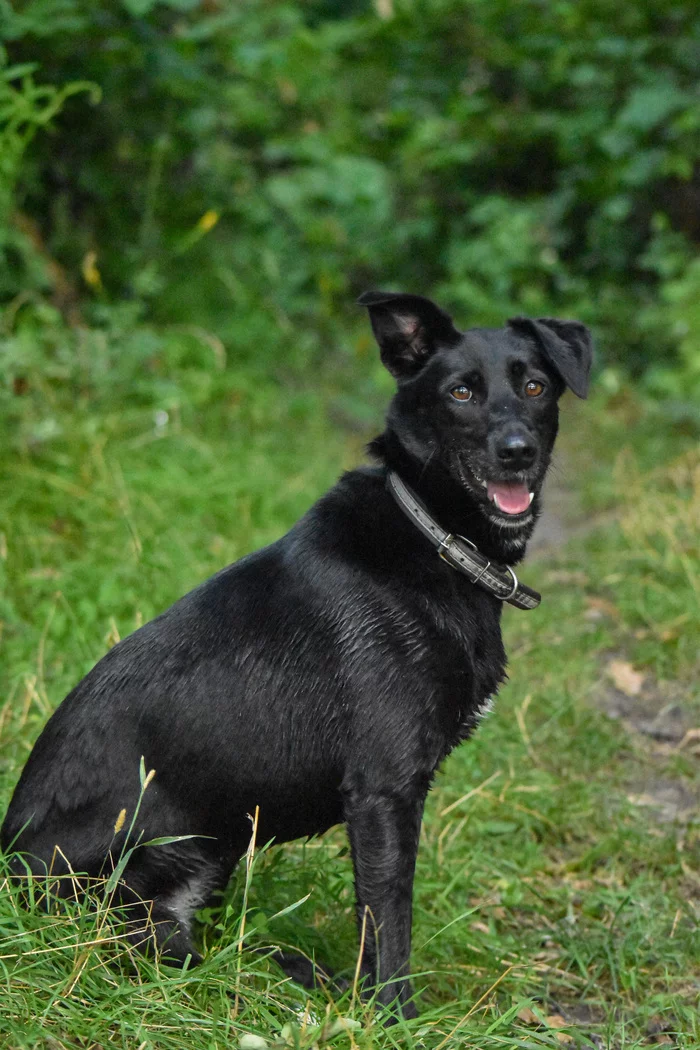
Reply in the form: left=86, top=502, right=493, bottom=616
left=527, top=470, right=580, bottom=556
left=529, top=459, right=699, bottom=827
left=525, top=452, right=698, bottom=1047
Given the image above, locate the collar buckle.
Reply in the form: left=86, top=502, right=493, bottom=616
left=502, top=565, right=519, bottom=602
left=437, top=532, right=476, bottom=563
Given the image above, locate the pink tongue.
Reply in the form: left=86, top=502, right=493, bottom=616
left=487, top=482, right=531, bottom=515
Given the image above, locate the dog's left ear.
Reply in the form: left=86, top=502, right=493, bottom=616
left=358, top=291, right=461, bottom=378
left=509, top=317, right=593, bottom=399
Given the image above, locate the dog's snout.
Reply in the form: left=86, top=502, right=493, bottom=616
left=495, top=431, right=536, bottom=469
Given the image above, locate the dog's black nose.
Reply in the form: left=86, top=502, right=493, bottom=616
left=496, top=432, right=536, bottom=469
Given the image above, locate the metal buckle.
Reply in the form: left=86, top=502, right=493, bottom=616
left=437, top=533, right=456, bottom=562
left=438, top=533, right=476, bottom=564
left=501, top=565, right=519, bottom=601
left=471, top=558, right=491, bottom=585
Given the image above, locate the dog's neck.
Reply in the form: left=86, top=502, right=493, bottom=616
left=369, top=431, right=538, bottom=566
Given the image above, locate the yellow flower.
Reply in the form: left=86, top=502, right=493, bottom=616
left=81, top=250, right=103, bottom=290
left=197, top=210, right=219, bottom=233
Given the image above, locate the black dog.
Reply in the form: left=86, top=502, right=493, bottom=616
left=2, top=292, right=591, bottom=1017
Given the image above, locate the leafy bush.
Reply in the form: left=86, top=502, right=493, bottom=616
left=0, top=50, right=97, bottom=299
left=2, top=0, right=700, bottom=387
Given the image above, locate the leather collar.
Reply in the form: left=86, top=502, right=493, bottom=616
left=387, top=471, right=541, bottom=611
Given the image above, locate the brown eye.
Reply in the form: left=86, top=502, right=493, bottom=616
left=525, top=380, right=544, bottom=397
left=450, top=386, right=473, bottom=402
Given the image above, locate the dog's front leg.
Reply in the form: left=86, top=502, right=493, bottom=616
left=343, top=785, right=425, bottom=1019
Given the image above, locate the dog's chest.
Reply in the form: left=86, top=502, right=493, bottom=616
left=413, top=586, right=507, bottom=746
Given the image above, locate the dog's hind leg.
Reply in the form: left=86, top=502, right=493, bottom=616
left=118, top=884, right=204, bottom=966
left=270, top=950, right=339, bottom=990
left=117, top=850, right=223, bottom=968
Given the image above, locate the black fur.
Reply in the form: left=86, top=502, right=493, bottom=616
left=1, top=292, right=592, bottom=1018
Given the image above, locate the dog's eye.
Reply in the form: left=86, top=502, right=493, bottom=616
left=450, top=386, right=473, bottom=402
left=525, top=380, right=544, bottom=397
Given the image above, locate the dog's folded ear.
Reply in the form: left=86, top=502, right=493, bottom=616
left=358, top=291, right=461, bottom=378
left=509, top=316, right=593, bottom=399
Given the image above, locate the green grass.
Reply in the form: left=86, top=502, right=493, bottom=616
left=1, top=345, right=698, bottom=1049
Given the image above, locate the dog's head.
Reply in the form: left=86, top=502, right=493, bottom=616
left=359, top=291, right=593, bottom=557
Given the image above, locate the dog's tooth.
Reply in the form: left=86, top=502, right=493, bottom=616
left=528, top=492, right=534, bottom=505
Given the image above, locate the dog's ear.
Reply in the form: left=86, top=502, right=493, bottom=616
left=509, top=316, right=593, bottom=399
left=358, top=291, right=461, bottom=378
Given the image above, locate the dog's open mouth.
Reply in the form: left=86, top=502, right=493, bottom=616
left=485, top=481, right=534, bottom=516
left=457, top=460, right=536, bottom=519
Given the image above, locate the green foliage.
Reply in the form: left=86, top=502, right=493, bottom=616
left=1, top=0, right=700, bottom=389
left=638, top=217, right=700, bottom=407
left=0, top=57, right=94, bottom=228
left=0, top=49, right=97, bottom=298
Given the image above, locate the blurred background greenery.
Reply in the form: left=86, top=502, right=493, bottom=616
left=2, top=0, right=700, bottom=414
left=2, top=6, right=700, bottom=1046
